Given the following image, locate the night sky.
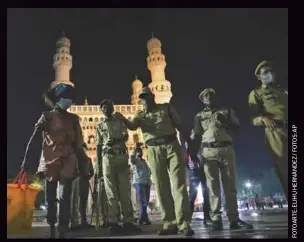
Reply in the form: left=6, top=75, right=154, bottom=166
left=7, top=8, right=288, bottom=180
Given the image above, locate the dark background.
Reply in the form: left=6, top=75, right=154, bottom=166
left=7, top=8, right=288, bottom=185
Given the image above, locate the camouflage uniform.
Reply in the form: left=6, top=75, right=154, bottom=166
left=248, top=61, right=288, bottom=197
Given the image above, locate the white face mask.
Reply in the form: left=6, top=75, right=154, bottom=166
left=57, top=98, right=73, bottom=110
left=261, top=72, right=275, bottom=85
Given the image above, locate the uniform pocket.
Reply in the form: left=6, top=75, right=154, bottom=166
left=263, top=94, right=278, bottom=106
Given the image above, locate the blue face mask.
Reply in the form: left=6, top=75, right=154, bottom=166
left=261, top=72, right=275, bottom=84
left=57, top=98, right=73, bottom=110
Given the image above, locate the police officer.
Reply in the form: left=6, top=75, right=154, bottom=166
left=114, top=87, right=194, bottom=236
left=96, top=99, right=141, bottom=235
left=248, top=61, right=288, bottom=197
left=70, top=143, right=95, bottom=230
left=189, top=88, right=252, bottom=231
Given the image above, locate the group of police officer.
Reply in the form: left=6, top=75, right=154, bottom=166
left=62, top=60, right=288, bottom=237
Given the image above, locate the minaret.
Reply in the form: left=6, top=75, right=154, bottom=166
left=147, top=35, right=172, bottom=104
left=131, top=75, right=143, bottom=105
left=84, top=97, right=88, bottom=105
left=51, top=31, right=74, bottom=89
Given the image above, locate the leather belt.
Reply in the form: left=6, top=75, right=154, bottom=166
left=202, top=141, right=232, bottom=148
left=146, top=134, right=177, bottom=146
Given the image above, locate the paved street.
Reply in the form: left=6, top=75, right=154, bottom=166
left=8, top=209, right=288, bottom=239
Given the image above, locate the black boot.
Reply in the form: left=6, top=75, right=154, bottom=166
left=49, top=225, right=56, bottom=238
left=230, top=219, right=253, bottom=230
left=209, top=220, right=223, bottom=231
left=179, top=226, right=195, bottom=236
left=158, top=227, right=179, bottom=235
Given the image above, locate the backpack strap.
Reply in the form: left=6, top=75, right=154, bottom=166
left=35, top=111, right=52, bottom=131
left=42, top=111, right=52, bottom=122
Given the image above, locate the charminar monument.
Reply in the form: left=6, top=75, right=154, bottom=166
left=51, top=33, right=173, bottom=213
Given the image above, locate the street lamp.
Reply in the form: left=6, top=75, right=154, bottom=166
left=245, top=182, right=252, bottom=188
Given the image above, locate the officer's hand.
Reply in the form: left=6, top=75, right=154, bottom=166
left=262, top=117, right=277, bottom=131
left=113, top=112, right=125, bottom=120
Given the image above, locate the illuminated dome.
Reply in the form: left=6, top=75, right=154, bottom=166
left=56, top=32, right=71, bottom=47
left=132, top=78, right=143, bottom=89
left=147, top=37, right=161, bottom=51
